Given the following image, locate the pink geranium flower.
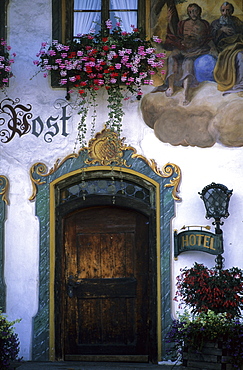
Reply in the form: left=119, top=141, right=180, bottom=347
left=33, top=21, right=166, bottom=141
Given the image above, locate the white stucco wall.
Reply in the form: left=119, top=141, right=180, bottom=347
left=1, top=0, right=243, bottom=361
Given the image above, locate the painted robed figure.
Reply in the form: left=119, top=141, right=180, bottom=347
left=152, top=1, right=243, bottom=101
left=212, top=2, right=243, bottom=94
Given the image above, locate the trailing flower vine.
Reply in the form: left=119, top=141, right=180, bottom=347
left=34, top=20, right=165, bottom=147
left=0, top=40, right=16, bottom=89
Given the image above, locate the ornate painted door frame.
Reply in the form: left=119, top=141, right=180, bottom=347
left=29, top=127, right=181, bottom=362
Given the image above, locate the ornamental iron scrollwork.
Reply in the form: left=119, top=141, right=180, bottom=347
left=0, top=98, right=32, bottom=143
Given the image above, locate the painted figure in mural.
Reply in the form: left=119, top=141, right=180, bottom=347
left=164, top=3, right=212, bottom=105
left=211, top=2, right=243, bottom=94
left=152, top=3, right=215, bottom=105
left=151, top=0, right=180, bottom=38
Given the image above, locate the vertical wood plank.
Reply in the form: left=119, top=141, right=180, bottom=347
left=77, top=234, right=101, bottom=278
left=63, top=206, right=150, bottom=356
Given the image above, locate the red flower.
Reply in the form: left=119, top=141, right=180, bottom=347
left=89, top=49, right=98, bottom=55
left=175, top=263, right=243, bottom=317
left=85, top=66, right=93, bottom=74
left=68, top=52, right=76, bottom=58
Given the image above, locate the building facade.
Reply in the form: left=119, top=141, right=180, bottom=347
left=1, top=0, right=243, bottom=364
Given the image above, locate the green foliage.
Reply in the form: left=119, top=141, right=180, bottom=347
left=0, top=312, right=21, bottom=369
left=166, top=310, right=243, bottom=368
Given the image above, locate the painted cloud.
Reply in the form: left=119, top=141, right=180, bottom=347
left=141, top=82, right=243, bottom=148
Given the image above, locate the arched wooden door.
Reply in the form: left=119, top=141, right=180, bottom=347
left=61, top=205, right=150, bottom=361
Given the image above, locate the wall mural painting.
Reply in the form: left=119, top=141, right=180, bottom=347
left=141, top=0, right=243, bottom=148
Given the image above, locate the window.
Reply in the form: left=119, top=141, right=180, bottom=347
left=73, top=0, right=138, bottom=36
left=0, top=0, right=8, bottom=40
left=52, top=0, right=147, bottom=43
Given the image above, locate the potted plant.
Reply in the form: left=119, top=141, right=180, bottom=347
left=0, top=39, right=16, bottom=88
left=166, top=262, right=243, bottom=369
left=33, top=19, right=165, bottom=147
left=0, top=311, right=21, bottom=370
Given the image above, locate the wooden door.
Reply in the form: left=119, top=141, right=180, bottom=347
left=62, top=206, right=150, bottom=361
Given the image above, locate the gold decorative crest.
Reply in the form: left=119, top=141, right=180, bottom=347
left=85, top=127, right=129, bottom=166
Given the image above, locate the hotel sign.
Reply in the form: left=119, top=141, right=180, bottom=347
left=174, top=229, right=223, bottom=258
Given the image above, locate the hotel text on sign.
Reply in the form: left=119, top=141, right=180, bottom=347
left=174, top=230, right=223, bottom=258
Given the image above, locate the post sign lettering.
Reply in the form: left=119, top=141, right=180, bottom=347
left=0, top=98, right=71, bottom=143
left=174, top=230, right=223, bottom=258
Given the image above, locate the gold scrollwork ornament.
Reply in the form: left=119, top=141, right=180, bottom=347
left=0, top=175, right=9, bottom=205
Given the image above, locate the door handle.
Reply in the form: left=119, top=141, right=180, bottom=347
left=67, top=275, right=82, bottom=298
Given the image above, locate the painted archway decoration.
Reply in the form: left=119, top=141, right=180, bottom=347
left=0, top=175, right=9, bottom=312
left=29, top=127, right=181, bottom=361
left=30, top=128, right=181, bottom=202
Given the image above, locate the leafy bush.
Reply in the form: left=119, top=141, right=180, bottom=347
left=0, top=312, right=21, bottom=369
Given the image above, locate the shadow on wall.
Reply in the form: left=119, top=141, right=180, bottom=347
left=141, top=81, right=243, bottom=148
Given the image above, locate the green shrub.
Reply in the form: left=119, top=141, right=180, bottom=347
left=0, top=312, right=21, bottom=369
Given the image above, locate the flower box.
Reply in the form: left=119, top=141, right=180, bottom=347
left=9, top=361, right=22, bottom=369
left=183, top=340, right=241, bottom=370
left=165, top=264, right=243, bottom=369
left=34, top=20, right=165, bottom=147
left=0, top=39, right=15, bottom=88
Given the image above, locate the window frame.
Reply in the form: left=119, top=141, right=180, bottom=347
left=0, top=0, right=8, bottom=40
left=52, top=0, right=147, bottom=43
